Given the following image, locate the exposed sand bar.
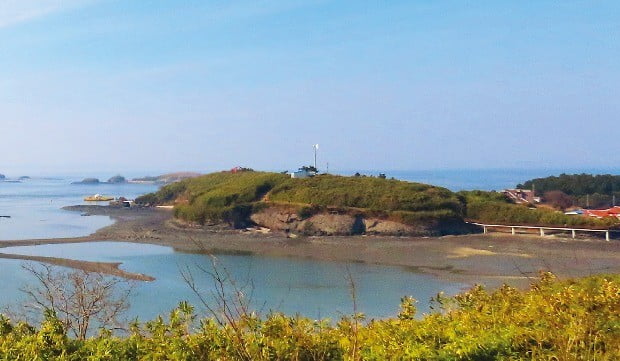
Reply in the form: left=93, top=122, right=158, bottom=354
left=0, top=253, right=154, bottom=281
left=0, top=205, right=618, bottom=288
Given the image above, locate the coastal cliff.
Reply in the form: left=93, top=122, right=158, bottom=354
left=248, top=204, right=468, bottom=236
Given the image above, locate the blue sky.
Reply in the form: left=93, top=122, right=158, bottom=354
left=1, top=0, right=619, bottom=175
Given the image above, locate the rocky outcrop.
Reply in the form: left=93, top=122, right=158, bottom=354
left=249, top=206, right=448, bottom=236
left=298, top=214, right=365, bottom=235
left=363, top=218, right=421, bottom=236
left=250, top=206, right=300, bottom=231
left=72, top=178, right=100, bottom=184
left=0, top=174, right=5, bottom=180
left=107, top=175, right=127, bottom=184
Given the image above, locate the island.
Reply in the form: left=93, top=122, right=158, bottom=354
left=71, top=175, right=134, bottom=185
left=132, top=170, right=620, bottom=238
left=135, top=170, right=472, bottom=236
left=107, top=175, right=127, bottom=184
left=130, top=172, right=201, bottom=185
left=71, top=177, right=101, bottom=185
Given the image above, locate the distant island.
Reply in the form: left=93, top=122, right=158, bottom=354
left=71, top=173, right=201, bottom=185
left=72, top=175, right=127, bottom=184
left=107, top=175, right=127, bottom=184
left=0, top=174, right=30, bottom=183
left=130, top=172, right=201, bottom=185
left=72, top=177, right=103, bottom=185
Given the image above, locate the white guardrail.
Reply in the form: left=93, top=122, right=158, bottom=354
left=467, top=222, right=615, bottom=241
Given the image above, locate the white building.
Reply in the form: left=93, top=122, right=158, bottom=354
left=290, top=168, right=317, bottom=179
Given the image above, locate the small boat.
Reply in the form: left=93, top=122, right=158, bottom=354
left=84, top=194, right=114, bottom=202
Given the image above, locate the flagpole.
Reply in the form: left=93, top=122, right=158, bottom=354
left=313, top=144, right=319, bottom=170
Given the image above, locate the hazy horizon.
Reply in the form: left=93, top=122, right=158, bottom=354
left=2, top=1, right=618, bottom=173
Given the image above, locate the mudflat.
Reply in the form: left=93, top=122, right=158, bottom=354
left=0, top=205, right=618, bottom=287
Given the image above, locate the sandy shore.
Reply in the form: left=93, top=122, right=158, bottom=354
left=1, top=205, right=619, bottom=288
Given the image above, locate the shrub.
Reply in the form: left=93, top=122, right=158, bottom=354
left=0, top=274, right=617, bottom=359
left=140, top=172, right=466, bottom=228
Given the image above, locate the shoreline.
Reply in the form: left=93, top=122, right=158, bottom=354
left=0, top=205, right=618, bottom=288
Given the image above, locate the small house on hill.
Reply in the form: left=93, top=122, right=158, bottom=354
left=290, top=167, right=317, bottom=179
left=502, top=189, right=540, bottom=204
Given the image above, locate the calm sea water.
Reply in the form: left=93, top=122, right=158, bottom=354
left=349, top=168, right=620, bottom=191
left=0, top=242, right=464, bottom=320
left=0, top=178, right=158, bottom=240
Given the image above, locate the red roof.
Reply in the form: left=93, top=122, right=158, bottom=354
left=584, top=207, right=620, bottom=218
left=608, top=206, right=620, bottom=215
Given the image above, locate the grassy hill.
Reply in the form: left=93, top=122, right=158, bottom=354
left=136, top=171, right=620, bottom=233
left=136, top=171, right=465, bottom=232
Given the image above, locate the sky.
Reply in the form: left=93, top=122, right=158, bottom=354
left=1, top=0, right=619, bottom=175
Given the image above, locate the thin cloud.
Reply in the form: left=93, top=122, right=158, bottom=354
left=0, top=0, right=94, bottom=28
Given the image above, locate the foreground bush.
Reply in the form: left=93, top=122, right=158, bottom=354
left=0, top=273, right=617, bottom=360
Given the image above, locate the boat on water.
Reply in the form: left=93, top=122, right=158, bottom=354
left=84, top=194, right=114, bottom=202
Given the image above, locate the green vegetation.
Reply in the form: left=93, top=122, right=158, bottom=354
left=0, top=273, right=617, bottom=360
left=459, top=190, right=619, bottom=228
left=137, top=172, right=464, bottom=228
left=137, top=171, right=620, bottom=231
left=518, top=173, right=620, bottom=196
left=269, top=175, right=462, bottom=214
left=137, top=171, right=289, bottom=226
left=518, top=173, right=620, bottom=209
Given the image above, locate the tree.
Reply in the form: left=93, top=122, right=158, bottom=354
left=300, top=165, right=318, bottom=173
left=543, top=190, right=574, bottom=210
left=19, top=263, right=133, bottom=340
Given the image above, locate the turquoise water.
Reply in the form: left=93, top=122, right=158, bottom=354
left=1, top=242, right=465, bottom=320
left=0, top=178, right=157, bottom=240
